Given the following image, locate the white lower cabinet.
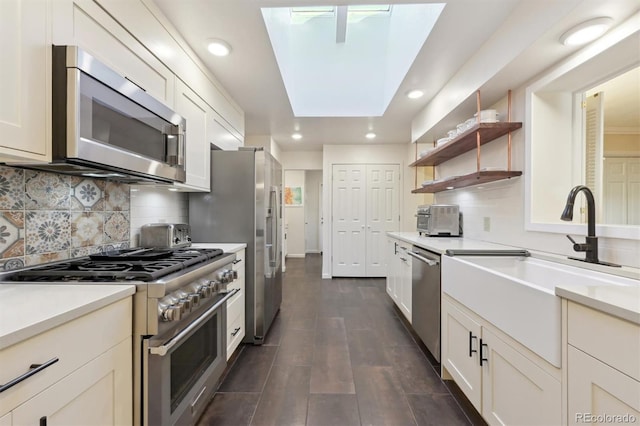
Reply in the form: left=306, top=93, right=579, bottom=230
left=0, top=298, right=132, bottom=425
left=12, top=338, right=131, bottom=426
left=442, top=295, right=561, bottom=425
left=226, top=248, right=246, bottom=359
left=385, top=237, right=411, bottom=323
left=566, top=301, right=640, bottom=425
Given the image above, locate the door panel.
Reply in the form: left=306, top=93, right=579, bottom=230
left=332, top=165, right=366, bottom=276
left=366, top=165, right=400, bottom=277
left=332, top=164, right=399, bottom=277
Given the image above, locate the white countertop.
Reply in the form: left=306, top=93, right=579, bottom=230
left=192, top=243, right=247, bottom=253
left=0, top=284, right=135, bottom=350
left=387, top=232, right=522, bottom=254
left=389, top=232, right=640, bottom=325
left=556, top=284, right=640, bottom=325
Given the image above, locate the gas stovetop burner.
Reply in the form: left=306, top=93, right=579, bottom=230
left=8, top=247, right=224, bottom=282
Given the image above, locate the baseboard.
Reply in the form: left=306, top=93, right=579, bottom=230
left=305, top=250, right=321, bottom=254
left=286, top=254, right=306, bottom=258
left=322, top=273, right=332, bottom=279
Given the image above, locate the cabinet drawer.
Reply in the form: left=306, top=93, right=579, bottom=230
left=226, top=311, right=245, bottom=361
left=226, top=288, right=244, bottom=326
left=0, top=298, right=131, bottom=415
left=568, top=301, right=640, bottom=381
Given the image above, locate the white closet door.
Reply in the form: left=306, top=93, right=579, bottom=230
left=332, top=165, right=367, bottom=276
left=366, top=165, right=400, bottom=277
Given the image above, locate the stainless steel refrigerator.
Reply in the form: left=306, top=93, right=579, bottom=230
left=189, top=147, right=283, bottom=344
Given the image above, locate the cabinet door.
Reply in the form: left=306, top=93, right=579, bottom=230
left=386, top=239, right=394, bottom=297
left=174, top=79, right=210, bottom=191
left=568, top=345, right=640, bottom=426
left=399, top=255, right=412, bottom=323
left=51, top=0, right=174, bottom=105
left=481, top=327, right=561, bottom=426
left=441, top=298, right=482, bottom=411
left=210, top=117, right=242, bottom=151
left=0, top=412, right=11, bottom=426
left=0, top=0, right=50, bottom=161
left=12, top=338, right=132, bottom=426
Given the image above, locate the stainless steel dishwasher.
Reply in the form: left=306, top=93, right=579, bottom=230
left=407, top=245, right=441, bottom=362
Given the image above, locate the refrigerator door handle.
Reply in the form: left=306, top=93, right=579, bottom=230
left=269, top=187, right=278, bottom=268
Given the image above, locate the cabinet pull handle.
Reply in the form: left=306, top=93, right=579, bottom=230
left=0, top=358, right=59, bottom=393
left=479, top=339, right=489, bottom=366
left=232, top=259, right=242, bottom=264
left=469, top=332, right=477, bottom=357
left=231, top=327, right=241, bottom=336
left=40, top=417, right=47, bottom=426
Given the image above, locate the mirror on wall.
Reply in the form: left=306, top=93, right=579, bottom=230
left=526, top=19, right=639, bottom=239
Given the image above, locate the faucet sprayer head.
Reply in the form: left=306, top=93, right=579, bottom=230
left=560, top=201, right=574, bottom=221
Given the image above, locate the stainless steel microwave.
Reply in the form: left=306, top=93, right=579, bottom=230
left=12, top=46, right=186, bottom=183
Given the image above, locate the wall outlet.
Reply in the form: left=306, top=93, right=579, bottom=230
left=483, top=217, right=491, bottom=232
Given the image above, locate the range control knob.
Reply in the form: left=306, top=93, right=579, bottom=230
left=178, top=297, right=192, bottom=314
left=162, top=305, right=182, bottom=322
left=174, top=237, right=181, bottom=244
left=187, top=293, right=200, bottom=307
left=197, top=284, right=212, bottom=298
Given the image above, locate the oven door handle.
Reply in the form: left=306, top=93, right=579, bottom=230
left=149, top=288, right=239, bottom=357
left=407, top=250, right=439, bottom=266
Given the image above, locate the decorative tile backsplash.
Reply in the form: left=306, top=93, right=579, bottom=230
left=0, top=165, right=130, bottom=270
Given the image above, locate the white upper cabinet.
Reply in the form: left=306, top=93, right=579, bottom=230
left=95, top=0, right=245, bottom=139
left=0, top=0, right=50, bottom=162
left=51, top=0, right=175, bottom=106
left=173, top=79, right=210, bottom=191
left=210, top=116, right=242, bottom=152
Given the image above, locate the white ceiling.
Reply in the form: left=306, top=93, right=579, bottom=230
left=151, top=0, right=640, bottom=151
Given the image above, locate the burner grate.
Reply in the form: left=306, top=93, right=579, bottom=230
left=8, top=248, right=225, bottom=282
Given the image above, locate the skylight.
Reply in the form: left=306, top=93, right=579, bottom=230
left=262, top=4, right=445, bottom=117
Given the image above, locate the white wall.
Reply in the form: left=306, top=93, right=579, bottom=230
left=305, top=170, right=323, bottom=253
left=322, top=144, right=409, bottom=278
left=245, top=135, right=283, bottom=162
left=280, top=150, right=323, bottom=170
left=284, top=170, right=306, bottom=257
left=129, top=186, right=189, bottom=246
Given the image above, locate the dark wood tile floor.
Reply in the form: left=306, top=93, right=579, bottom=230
left=197, top=254, right=475, bottom=426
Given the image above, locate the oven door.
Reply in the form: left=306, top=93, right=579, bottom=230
left=146, top=292, right=235, bottom=426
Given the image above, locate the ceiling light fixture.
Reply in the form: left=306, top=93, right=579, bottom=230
left=292, top=133, right=303, bottom=140
left=365, top=132, right=376, bottom=139
left=559, top=17, right=613, bottom=46
left=207, top=39, right=232, bottom=56
left=446, top=186, right=454, bottom=190
left=406, top=89, right=424, bottom=99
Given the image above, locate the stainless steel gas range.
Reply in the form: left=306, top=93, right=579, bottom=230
left=1, top=247, right=238, bottom=426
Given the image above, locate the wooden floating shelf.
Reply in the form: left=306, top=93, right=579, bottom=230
left=410, top=122, right=523, bottom=167
left=411, top=170, right=523, bottom=194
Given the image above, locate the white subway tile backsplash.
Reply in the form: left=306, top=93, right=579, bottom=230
left=128, top=186, right=188, bottom=246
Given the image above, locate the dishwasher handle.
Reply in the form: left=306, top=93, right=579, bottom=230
left=407, top=250, right=439, bottom=266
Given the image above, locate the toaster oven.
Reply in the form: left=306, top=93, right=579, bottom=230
left=417, top=204, right=461, bottom=236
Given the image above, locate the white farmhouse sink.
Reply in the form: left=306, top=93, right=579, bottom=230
left=441, top=255, right=635, bottom=367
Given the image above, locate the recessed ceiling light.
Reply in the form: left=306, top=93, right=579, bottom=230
left=207, top=39, right=232, bottom=56
left=292, top=133, right=303, bottom=140
left=168, top=187, right=180, bottom=192
left=365, top=132, right=376, bottom=139
left=560, top=17, right=613, bottom=46
left=406, top=89, right=424, bottom=99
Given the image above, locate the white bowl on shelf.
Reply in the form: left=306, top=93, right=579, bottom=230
left=436, top=137, right=451, bottom=147
left=474, top=109, right=499, bottom=123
